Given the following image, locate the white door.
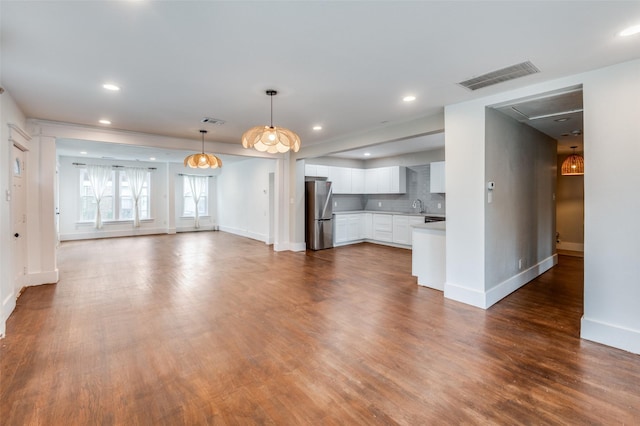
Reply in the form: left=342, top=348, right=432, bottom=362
left=12, top=145, right=27, bottom=292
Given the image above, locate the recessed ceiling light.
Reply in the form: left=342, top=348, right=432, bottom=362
left=403, top=95, right=416, bottom=102
left=80, top=151, right=88, bottom=155
left=149, top=157, right=156, bottom=161
left=554, top=117, right=570, bottom=122
left=99, top=119, right=111, bottom=125
left=364, top=152, right=371, bottom=157
left=102, top=83, right=120, bottom=91
left=619, top=24, right=640, bottom=37
left=312, top=125, right=322, bottom=131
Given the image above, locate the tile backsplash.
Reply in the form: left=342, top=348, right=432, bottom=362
left=333, top=164, right=446, bottom=214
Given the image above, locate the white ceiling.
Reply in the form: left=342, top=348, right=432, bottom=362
left=2, top=1, right=639, bottom=158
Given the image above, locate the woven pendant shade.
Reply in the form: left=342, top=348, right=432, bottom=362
left=242, top=90, right=301, bottom=154
left=561, top=147, right=584, bottom=176
left=184, top=130, right=223, bottom=169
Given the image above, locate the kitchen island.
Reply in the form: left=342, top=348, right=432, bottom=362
left=412, top=221, right=446, bottom=291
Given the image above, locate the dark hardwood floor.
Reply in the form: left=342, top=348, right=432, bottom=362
left=1, top=232, right=638, bottom=425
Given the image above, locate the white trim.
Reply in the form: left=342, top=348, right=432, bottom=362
left=581, top=316, right=640, bottom=355
left=175, top=226, right=217, bottom=233
left=60, top=227, right=169, bottom=241
left=485, top=254, right=558, bottom=308
left=289, top=242, right=306, bottom=252
left=444, top=254, right=558, bottom=309
left=218, top=226, right=268, bottom=244
left=26, top=270, right=59, bottom=286
left=557, top=241, right=584, bottom=252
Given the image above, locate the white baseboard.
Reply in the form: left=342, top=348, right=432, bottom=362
left=60, top=227, right=168, bottom=241
left=289, top=242, right=306, bottom=252
left=557, top=241, right=584, bottom=252
left=581, top=316, right=640, bottom=354
left=27, top=270, right=59, bottom=286
left=218, top=226, right=268, bottom=244
left=444, top=254, right=558, bottom=309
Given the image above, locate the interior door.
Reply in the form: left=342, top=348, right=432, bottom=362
left=12, top=145, right=27, bottom=292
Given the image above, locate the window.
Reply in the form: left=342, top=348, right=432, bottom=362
left=79, top=168, right=150, bottom=222
left=183, top=176, right=208, bottom=217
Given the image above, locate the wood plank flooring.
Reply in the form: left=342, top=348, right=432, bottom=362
left=1, top=232, right=639, bottom=425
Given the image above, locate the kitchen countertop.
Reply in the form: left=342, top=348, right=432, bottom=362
left=333, top=210, right=445, bottom=218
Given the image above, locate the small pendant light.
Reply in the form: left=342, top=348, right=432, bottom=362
left=561, top=146, right=584, bottom=176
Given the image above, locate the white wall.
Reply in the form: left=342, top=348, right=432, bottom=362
left=581, top=60, right=640, bottom=354
left=1, top=89, right=27, bottom=337
left=217, top=157, right=276, bottom=243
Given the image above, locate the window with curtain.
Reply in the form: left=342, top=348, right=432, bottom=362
left=183, top=176, right=208, bottom=217
left=79, top=168, right=150, bottom=223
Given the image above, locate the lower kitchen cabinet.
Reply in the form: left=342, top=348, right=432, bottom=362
left=392, top=215, right=411, bottom=245
left=372, top=214, right=393, bottom=242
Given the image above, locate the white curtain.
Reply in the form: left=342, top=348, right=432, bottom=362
left=86, top=165, right=112, bottom=229
left=187, top=175, right=207, bottom=229
left=124, top=167, right=147, bottom=228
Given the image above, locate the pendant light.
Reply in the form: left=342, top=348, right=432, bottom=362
left=561, top=146, right=584, bottom=176
left=241, top=90, right=301, bottom=153
left=184, top=130, right=223, bottom=169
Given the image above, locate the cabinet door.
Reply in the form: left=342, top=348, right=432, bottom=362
left=392, top=215, right=411, bottom=245
left=316, top=165, right=329, bottom=178
left=391, top=166, right=407, bottom=193
left=339, top=167, right=352, bottom=194
left=361, top=213, right=373, bottom=239
left=334, top=216, right=348, bottom=244
left=351, top=168, right=365, bottom=194
left=305, top=164, right=317, bottom=177
left=377, top=167, right=392, bottom=193
left=365, top=169, right=378, bottom=194
left=347, top=215, right=361, bottom=241
left=430, top=161, right=446, bottom=193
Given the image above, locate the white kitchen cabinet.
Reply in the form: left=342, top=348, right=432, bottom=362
left=361, top=213, right=373, bottom=239
left=334, top=213, right=364, bottom=245
left=372, top=214, right=393, bottom=242
left=351, top=168, right=365, bottom=194
left=328, top=166, right=352, bottom=194
left=365, top=169, right=378, bottom=193
left=430, top=161, right=446, bottom=193
left=305, top=164, right=329, bottom=178
left=334, top=215, right=349, bottom=244
left=364, top=166, right=406, bottom=194
left=347, top=214, right=361, bottom=241
left=392, top=215, right=411, bottom=245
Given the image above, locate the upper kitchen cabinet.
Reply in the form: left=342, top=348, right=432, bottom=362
left=366, top=166, right=406, bottom=194
left=305, top=164, right=329, bottom=178
left=351, top=168, right=365, bottom=193
left=430, top=161, right=445, bottom=193
left=327, top=166, right=352, bottom=194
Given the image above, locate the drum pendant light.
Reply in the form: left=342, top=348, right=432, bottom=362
left=184, top=130, right=223, bottom=169
left=241, top=90, right=301, bottom=154
left=561, top=146, right=584, bottom=176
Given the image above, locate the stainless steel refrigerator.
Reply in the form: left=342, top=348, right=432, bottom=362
left=305, top=180, right=333, bottom=250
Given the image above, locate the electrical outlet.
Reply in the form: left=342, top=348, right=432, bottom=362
left=334, top=201, right=338, bottom=207
left=518, top=258, right=523, bottom=270
left=437, top=203, right=441, bottom=209
left=378, top=202, right=382, bottom=207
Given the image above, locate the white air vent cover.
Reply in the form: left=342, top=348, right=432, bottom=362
left=458, top=61, right=540, bottom=91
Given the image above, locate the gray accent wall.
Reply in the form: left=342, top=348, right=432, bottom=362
left=484, top=108, right=557, bottom=290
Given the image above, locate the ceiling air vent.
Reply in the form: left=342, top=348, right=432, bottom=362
left=201, top=117, right=226, bottom=125
left=458, top=61, right=540, bottom=91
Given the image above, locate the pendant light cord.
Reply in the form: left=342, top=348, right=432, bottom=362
left=270, top=93, right=274, bottom=128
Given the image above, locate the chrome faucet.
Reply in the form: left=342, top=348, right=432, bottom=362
left=412, top=198, right=425, bottom=213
